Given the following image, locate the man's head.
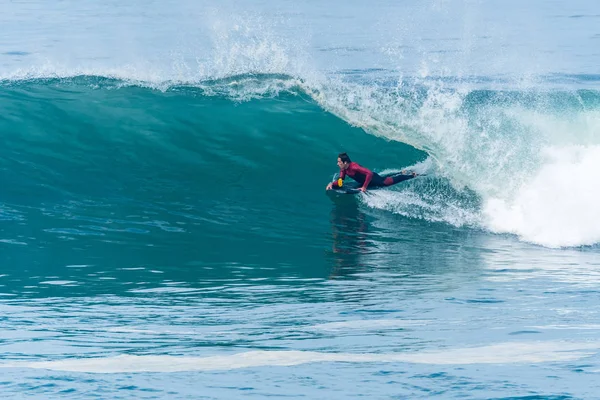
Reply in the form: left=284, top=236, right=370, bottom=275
left=337, top=152, right=351, bottom=170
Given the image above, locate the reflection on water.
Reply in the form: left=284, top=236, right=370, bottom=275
left=326, top=193, right=487, bottom=284
left=328, top=198, right=370, bottom=278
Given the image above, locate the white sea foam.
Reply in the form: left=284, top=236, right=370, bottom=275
left=483, top=145, right=600, bottom=247
left=2, top=341, right=597, bottom=373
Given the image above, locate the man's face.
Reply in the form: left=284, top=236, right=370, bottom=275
left=337, top=158, right=348, bottom=170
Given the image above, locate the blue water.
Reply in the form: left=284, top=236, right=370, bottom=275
left=1, top=1, right=600, bottom=398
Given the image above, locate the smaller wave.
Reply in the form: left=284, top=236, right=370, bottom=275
left=38, top=280, right=78, bottom=286
left=2, top=341, right=597, bottom=373
left=310, top=319, right=430, bottom=332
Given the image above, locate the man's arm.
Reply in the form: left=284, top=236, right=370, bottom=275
left=353, top=164, right=373, bottom=190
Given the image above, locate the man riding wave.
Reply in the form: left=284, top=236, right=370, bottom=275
left=326, top=153, right=416, bottom=193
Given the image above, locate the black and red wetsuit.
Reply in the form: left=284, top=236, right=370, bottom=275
left=333, top=162, right=411, bottom=190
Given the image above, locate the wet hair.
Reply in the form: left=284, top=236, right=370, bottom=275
left=338, top=152, right=351, bottom=163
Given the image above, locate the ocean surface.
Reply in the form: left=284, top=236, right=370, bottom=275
left=1, top=0, right=600, bottom=398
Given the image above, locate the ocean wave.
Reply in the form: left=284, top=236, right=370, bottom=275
left=1, top=73, right=599, bottom=247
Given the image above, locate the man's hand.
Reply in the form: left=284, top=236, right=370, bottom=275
left=326, top=183, right=333, bottom=190
left=359, top=187, right=367, bottom=193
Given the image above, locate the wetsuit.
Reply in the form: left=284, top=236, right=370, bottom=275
left=332, top=162, right=414, bottom=190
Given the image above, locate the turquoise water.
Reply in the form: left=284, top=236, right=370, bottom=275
left=1, top=1, right=600, bottom=398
